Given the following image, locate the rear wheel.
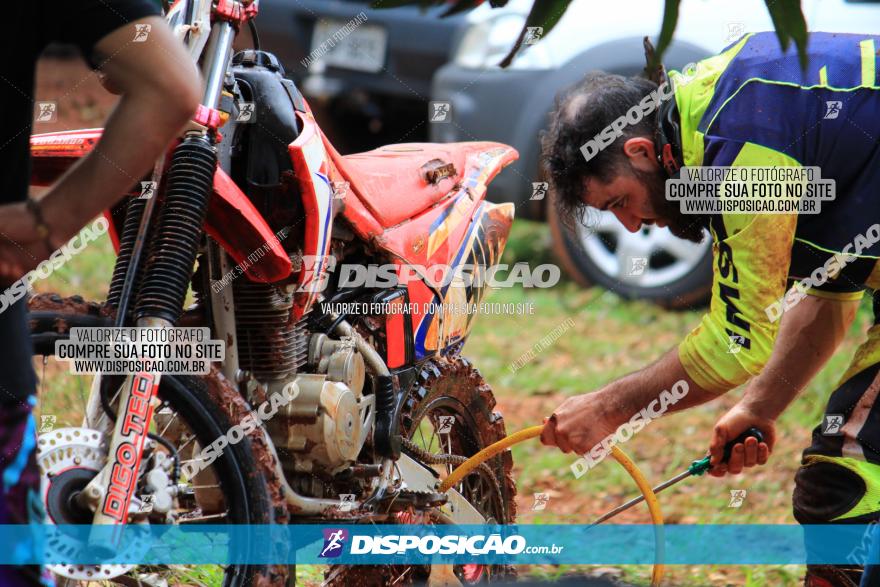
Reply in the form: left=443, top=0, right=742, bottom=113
left=31, top=301, right=275, bottom=587
left=326, top=357, right=516, bottom=586
left=548, top=192, right=712, bottom=309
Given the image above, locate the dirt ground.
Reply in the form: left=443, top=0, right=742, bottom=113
left=34, top=56, right=119, bottom=131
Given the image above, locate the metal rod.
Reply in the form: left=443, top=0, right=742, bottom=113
left=589, top=470, right=692, bottom=526
left=201, top=22, right=235, bottom=109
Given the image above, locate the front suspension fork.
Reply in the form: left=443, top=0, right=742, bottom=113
left=82, top=20, right=233, bottom=549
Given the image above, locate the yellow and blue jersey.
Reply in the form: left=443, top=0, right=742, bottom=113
left=673, top=32, right=880, bottom=392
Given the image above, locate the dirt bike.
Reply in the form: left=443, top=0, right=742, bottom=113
left=26, top=0, right=519, bottom=585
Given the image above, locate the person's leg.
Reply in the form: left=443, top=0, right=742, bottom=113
left=794, top=332, right=880, bottom=586
left=0, top=296, right=48, bottom=586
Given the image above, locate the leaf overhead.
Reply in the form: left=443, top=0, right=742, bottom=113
left=498, top=0, right=571, bottom=67
left=375, top=0, right=811, bottom=69
left=650, top=0, right=679, bottom=72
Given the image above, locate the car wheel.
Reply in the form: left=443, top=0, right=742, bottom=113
left=549, top=203, right=713, bottom=309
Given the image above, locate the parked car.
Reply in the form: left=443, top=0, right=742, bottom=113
left=430, top=0, right=880, bottom=308
left=257, top=0, right=469, bottom=152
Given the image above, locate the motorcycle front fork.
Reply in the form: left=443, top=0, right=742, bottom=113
left=74, top=17, right=237, bottom=549
left=78, top=318, right=167, bottom=553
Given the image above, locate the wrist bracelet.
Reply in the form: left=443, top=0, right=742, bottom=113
left=25, top=196, right=57, bottom=254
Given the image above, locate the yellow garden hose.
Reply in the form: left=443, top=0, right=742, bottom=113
left=438, top=425, right=665, bottom=586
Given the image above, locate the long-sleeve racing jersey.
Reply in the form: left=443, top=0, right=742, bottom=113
left=673, top=32, right=880, bottom=392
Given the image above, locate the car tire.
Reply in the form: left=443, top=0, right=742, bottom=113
left=548, top=191, right=713, bottom=309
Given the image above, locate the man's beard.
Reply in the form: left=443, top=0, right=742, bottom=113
left=636, top=168, right=710, bottom=244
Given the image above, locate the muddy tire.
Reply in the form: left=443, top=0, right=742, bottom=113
left=326, top=356, right=516, bottom=587
left=29, top=297, right=279, bottom=586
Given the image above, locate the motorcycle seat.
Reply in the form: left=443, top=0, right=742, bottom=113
left=330, top=142, right=500, bottom=229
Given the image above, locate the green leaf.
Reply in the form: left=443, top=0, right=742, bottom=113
left=498, top=0, right=572, bottom=68
left=763, top=0, right=791, bottom=51
left=650, top=0, right=680, bottom=71
left=763, top=0, right=810, bottom=68
left=374, top=0, right=811, bottom=70
left=780, top=0, right=809, bottom=69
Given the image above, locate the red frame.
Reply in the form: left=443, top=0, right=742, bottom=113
left=28, top=118, right=519, bottom=360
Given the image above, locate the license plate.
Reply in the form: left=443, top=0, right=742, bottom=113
left=310, top=19, right=387, bottom=73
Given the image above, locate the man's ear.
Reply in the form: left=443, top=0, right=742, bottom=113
left=622, top=137, right=658, bottom=173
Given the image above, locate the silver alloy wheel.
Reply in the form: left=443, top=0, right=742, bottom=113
left=576, top=211, right=712, bottom=289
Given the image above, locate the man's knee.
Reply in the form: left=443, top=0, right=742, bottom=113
left=794, top=459, right=874, bottom=524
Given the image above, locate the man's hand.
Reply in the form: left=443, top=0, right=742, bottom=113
left=709, top=403, right=776, bottom=477
left=0, top=202, right=51, bottom=285
left=707, top=295, right=857, bottom=477
left=541, top=392, right=623, bottom=454
left=541, top=349, right=717, bottom=456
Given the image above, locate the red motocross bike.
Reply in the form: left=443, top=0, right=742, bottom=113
left=27, top=0, right=519, bottom=585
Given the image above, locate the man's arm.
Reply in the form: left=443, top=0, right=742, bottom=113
left=541, top=347, right=721, bottom=454
left=42, top=16, right=202, bottom=241
left=0, top=16, right=200, bottom=280
left=709, top=294, right=858, bottom=475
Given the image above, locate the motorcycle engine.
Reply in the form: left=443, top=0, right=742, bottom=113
left=264, top=333, right=373, bottom=476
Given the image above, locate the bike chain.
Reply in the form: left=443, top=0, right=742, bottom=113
left=400, top=436, right=503, bottom=513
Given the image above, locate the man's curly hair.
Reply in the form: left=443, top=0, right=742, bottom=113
left=541, top=72, right=659, bottom=230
